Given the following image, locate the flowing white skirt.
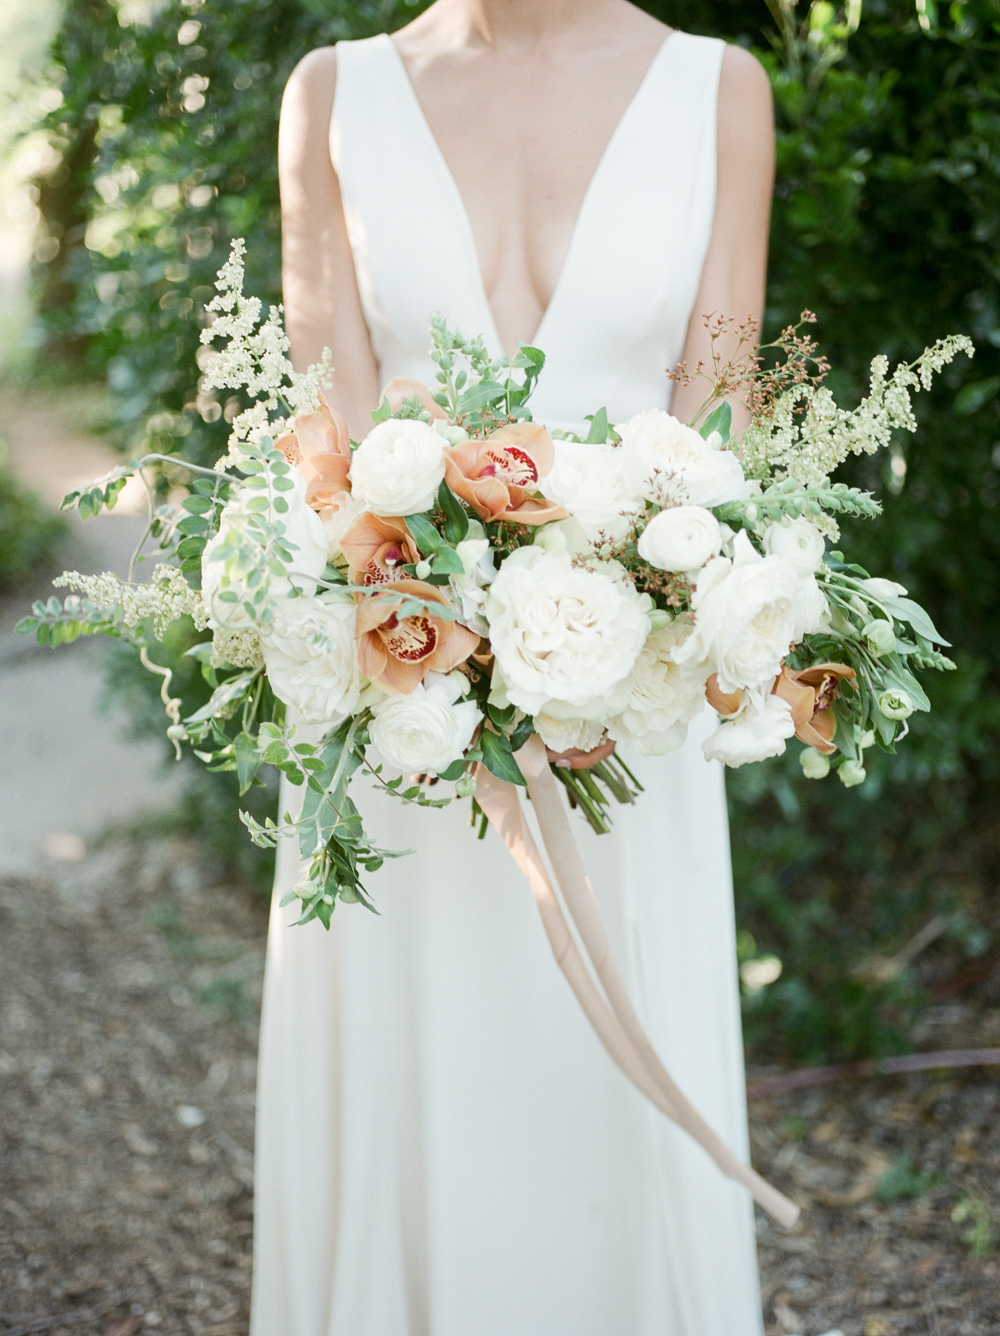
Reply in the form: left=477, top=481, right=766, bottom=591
left=250, top=711, right=763, bottom=1336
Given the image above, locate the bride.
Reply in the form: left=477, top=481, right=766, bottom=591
left=252, top=2, right=775, bottom=1333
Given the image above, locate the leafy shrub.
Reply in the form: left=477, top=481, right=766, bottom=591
left=29, top=0, right=1000, bottom=1060
left=0, top=443, right=64, bottom=590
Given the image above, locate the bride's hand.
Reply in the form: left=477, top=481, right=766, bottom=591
left=545, top=739, right=616, bottom=771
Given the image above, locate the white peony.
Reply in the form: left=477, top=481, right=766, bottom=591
left=637, top=505, right=721, bottom=574
left=261, top=591, right=364, bottom=724
left=607, top=619, right=706, bottom=755
left=369, top=671, right=481, bottom=775
left=201, top=470, right=328, bottom=630
left=486, top=547, right=651, bottom=715
left=349, top=418, right=446, bottom=517
left=672, top=531, right=800, bottom=694
left=540, top=440, right=644, bottom=543
left=615, top=409, right=749, bottom=507
left=533, top=714, right=606, bottom=754
left=762, top=518, right=826, bottom=574
left=702, top=690, right=795, bottom=767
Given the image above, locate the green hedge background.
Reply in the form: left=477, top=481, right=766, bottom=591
left=25, top=0, right=1000, bottom=1062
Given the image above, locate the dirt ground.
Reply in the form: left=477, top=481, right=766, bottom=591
left=1, top=835, right=999, bottom=1336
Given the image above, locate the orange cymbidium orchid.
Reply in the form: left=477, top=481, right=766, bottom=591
left=381, top=377, right=446, bottom=420
left=355, top=578, right=480, bottom=694
left=705, top=673, right=744, bottom=717
left=276, top=393, right=353, bottom=508
left=444, top=422, right=568, bottom=526
left=339, top=513, right=419, bottom=586
left=772, top=662, right=857, bottom=754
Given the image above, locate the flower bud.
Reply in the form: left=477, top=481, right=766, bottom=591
left=455, top=773, right=478, bottom=798
left=799, top=747, right=831, bottom=779
left=415, top=559, right=432, bottom=579
left=863, top=619, right=896, bottom=656
left=166, top=724, right=188, bottom=741
left=838, top=759, right=867, bottom=788
left=878, top=689, right=913, bottom=720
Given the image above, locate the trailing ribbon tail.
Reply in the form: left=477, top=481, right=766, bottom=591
left=474, top=736, right=800, bottom=1230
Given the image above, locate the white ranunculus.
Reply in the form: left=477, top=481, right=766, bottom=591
left=369, top=671, right=481, bottom=775
left=349, top=418, right=446, bottom=517
left=533, top=714, right=606, bottom=753
left=672, top=530, right=800, bottom=694
left=486, top=547, right=651, bottom=715
left=201, top=470, right=328, bottom=630
left=261, top=591, right=363, bottom=724
left=637, top=505, right=721, bottom=574
left=762, top=518, right=826, bottom=574
left=607, top=619, right=706, bottom=755
left=615, top=408, right=749, bottom=507
left=540, top=440, right=644, bottom=543
left=702, top=690, right=795, bottom=767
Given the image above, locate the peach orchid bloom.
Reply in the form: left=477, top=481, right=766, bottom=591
left=705, top=673, right=744, bottom=716
left=444, top=422, right=568, bottom=526
left=277, top=392, right=352, bottom=508
left=339, top=513, right=419, bottom=586
left=355, top=578, right=480, bottom=694
left=380, top=378, right=446, bottom=420
left=772, top=662, right=857, bottom=754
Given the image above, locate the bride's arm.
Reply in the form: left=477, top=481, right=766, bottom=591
left=279, top=48, right=381, bottom=439
left=667, top=45, right=775, bottom=434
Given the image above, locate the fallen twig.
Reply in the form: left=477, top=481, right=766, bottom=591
left=747, top=1047, right=1000, bottom=1099
left=1, top=1292, right=135, bottom=1336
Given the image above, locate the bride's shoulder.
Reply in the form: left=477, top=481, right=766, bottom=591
left=284, top=43, right=339, bottom=120
left=718, top=43, right=772, bottom=118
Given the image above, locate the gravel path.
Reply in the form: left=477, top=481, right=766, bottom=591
left=1, top=834, right=998, bottom=1335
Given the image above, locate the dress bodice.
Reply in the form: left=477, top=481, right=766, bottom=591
left=330, top=31, right=724, bottom=433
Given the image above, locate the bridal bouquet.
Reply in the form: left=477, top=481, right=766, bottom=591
left=21, top=241, right=969, bottom=928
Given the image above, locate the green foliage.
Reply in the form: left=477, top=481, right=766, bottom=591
left=0, top=449, right=64, bottom=590
left=874, top=1152, right=939, bottom=1202
left=29, top=0, right=1000, bottom=1059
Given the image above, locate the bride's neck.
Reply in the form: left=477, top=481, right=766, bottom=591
left=425, top=0, right=623, bottom=49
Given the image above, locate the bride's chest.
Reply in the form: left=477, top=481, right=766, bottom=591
left=400, top=49, right=660, bottom=302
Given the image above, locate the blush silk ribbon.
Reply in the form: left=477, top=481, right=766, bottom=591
left=474, top=733, right=801, bottom=1229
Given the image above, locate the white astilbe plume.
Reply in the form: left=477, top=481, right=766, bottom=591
left=741, top=335, right=974, bottom=485
left=53, top=565, right=209, bottom=639
left=199, top=238, right=333, bottom=457
left=210, top=627, right=265, bottom=670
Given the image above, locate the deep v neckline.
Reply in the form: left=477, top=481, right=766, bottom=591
left=382, top=32, right=679, bottom=358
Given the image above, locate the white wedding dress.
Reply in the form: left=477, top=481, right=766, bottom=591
left=251, top=30, right=763, bottom=1336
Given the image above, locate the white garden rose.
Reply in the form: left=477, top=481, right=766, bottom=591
left=762, top=518, right=826, bottom=574
left=702, top=690, right=795, bottom=767
left=672, top=531, right=799, bottom=694
left=261, top=591, right=363, bottom=724
left=201, top=470, right=328, bottom=630
left=485, top=547, right=651, bottom=715
left=607, top=619, right=706, bottom=755
left=320, top=492, right=365, bottom=560
left=369, top=672, right=481, bottom=775
left=791, top=571, right=829, bottom=641
left=533, top=714, right=606, bottom=753
left=349, top=418, right=446, bottom=517
left=616, top=409, right=749, bottom=507
left=540, top=440, right=644, bottom=543
left=637, top=505, right=721, bottom=574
